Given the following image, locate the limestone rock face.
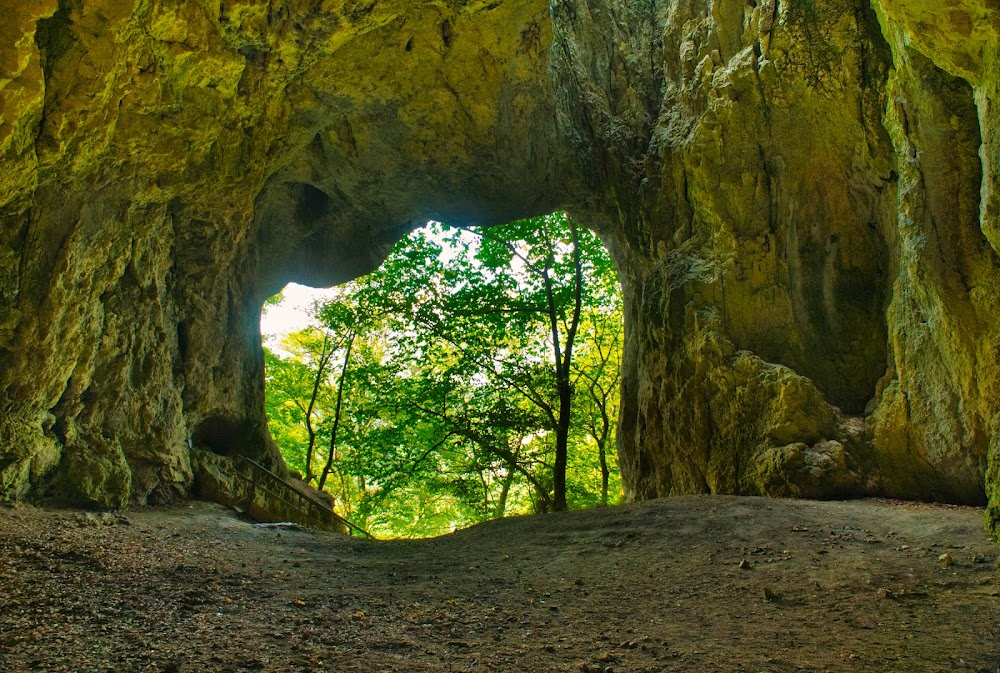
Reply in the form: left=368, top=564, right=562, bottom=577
left=0, top=0, right=565, bottom=508
left=555, top=0, right=896, bottom=502
left=869, top=0, right=1000, bottom=525
left=0, top=0, right=998, bottom=539
left=546, top=0, right=1000, bottom=539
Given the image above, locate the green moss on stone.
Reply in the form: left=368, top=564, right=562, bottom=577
left=987, top=425, right=1000, bottom=542
left=59, top=438, right=131, bottom=510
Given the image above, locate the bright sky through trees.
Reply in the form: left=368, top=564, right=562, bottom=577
left=261, top=283, right=337, bottom=350
left=261, top=224, right=469, bottom=347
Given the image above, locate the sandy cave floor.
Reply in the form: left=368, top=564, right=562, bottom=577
left=1, top=495, right=999, bottom=673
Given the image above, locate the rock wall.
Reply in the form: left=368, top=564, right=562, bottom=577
left=869, top=0, right=1000, bottom=547
left=553, top=0, right=895, bottom=502
left=0, top=0, right=566, bottom=508
left=0, top=0, right=998, bottom=538
left=544, top=0, right=1000, bottom=538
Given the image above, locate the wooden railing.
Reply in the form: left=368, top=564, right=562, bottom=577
left=233, top=457, right=373, bottom=538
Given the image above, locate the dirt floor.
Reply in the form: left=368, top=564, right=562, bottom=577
left=1, top=496, right=998, bottom=673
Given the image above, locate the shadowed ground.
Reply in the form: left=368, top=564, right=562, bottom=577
left=1, top=496, right=998, bottom=672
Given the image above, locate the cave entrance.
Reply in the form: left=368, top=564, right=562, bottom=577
left=260, top=213, right=624, bottom=539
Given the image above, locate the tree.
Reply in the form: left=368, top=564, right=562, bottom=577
left=570, top=303, right=623, bottom=506
left=263, top=328, right=337, bottom=481
left=262, top=213, right=624, bottom=537
left=437, top=216, right=584, bottom=511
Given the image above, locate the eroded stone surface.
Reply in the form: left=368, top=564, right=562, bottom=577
left=0, top=0, right=998, bottom=540
left=871, top=0, right=1000, bottom=526
left=0, top=0, right=565, bottom=508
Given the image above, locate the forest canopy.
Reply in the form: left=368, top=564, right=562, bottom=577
left=262, top=213, right=624, bottom=538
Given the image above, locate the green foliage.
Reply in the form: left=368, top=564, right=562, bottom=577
left=263, top=213, right=624, bottom=538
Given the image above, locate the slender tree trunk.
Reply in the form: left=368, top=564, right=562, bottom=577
left=319, top=331, right=355, bottom=491
left=337, top=469, right=351, bottom=515
left=596, top=382, right=612, bottom=506
left=496, top=459, right=518, bottom=518
left=304, top=333, right=333, bottom=484
left=355, top=474, right=368, bottom=530
left=598, top=437, right=610, bottom=506
left=478, top=470, right=491, bottom=516
left=549, top=220, right=584, bottom=512
left=552, top=382, right=572, bottom=511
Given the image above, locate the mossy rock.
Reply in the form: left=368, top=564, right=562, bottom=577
left=987, top=430, right=1000, bottom=543
left=752, top=440, right=863, bottom=500
left=59, top=437, right=131, bottom=510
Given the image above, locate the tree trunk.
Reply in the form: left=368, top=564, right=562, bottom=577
left=319, top=331, right=355, bottom=491
left=596, top=382, right=612, bottom=506
left=598, top=437, right=610, bottom=506
left=496, top=459, right=518, bottom=518
left=549, top=220, right=584, bottom=512
left=552, top=380, right=572, bottom=511
left=304, top=333, right=333, bottom=484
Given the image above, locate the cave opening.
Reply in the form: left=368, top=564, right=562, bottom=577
left=259, top=213, right=625, bottom=539
left=192, top=415, right=253, bottom=458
